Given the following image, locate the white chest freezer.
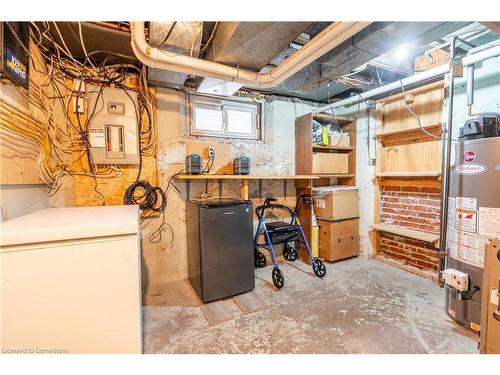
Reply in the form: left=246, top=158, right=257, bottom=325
left=0, top=205, right=142, bottom=354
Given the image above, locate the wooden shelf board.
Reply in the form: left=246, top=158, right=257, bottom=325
left=312, top=113, right=356, bottom=125
left=375, top=171, right=441, bottom=178
left=313, top=145, right=354, bottom=152
left=371, top=223, right=440, bottom=244
left=314, top=173, right=355, bottom=178
left=375, top=122, right=442, bottom=138
left=174, top=174, right=319, bottom=180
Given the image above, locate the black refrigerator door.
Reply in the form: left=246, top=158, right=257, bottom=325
left=199, top=203, right=254, bottom=302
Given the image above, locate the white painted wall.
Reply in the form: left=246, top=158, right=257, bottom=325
left=329, top=103, right=376, bottom=258
left=142, top=88, right=318, bottom=292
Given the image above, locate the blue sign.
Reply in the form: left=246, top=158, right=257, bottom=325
left=6, top=48, right=27, bottom=85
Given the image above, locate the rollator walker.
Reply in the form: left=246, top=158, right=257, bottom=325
left=253, top=194, right=326, bottom=289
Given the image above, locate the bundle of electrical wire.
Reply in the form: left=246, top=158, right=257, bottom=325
left=123, top=179, right=166, bottom=213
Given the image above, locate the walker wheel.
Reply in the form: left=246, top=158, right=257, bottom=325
left=283, top=243, right=298, bottom=262
left=312, top=258, right=326, bottom=278
left=272, top=266, right=285, bottom=289
left=254, top=250, right=266, bottom=268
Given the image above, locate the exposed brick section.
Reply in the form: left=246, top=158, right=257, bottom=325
left=378, top=184, right=441, bottom=271
left=379, top=232, right=439, bottom=270
left=380, top=185, right=441, bottom=234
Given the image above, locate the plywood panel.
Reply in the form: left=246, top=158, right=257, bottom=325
left=377, top=81, right=444, bottom=136
left=73, top=88, right=157, bottom=207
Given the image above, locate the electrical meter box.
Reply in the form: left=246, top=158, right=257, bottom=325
left=0, top=22, right=30, bottom=89
left=87, top=85, right=140, bottom=165
left=443, top=268, right=470, bottom=292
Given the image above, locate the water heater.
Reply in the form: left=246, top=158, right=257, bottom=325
left=445, top=113, right=500, bottom=333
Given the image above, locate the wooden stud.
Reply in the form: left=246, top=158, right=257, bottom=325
left=240, top=180, right=249, bottom=200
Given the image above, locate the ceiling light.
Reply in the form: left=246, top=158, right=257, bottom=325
left=395, top=44, right=413, bottom=60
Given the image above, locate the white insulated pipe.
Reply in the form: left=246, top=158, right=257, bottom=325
left=130, top=21, right=371, bottom=89
left=316, top=43, right=500, bottom=113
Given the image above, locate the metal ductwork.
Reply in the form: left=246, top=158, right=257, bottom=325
left=205, top=22, right=312, bottom=70
left=147, top=22, right=203, bottom=88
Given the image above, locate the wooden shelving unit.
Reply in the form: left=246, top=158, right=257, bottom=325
left=294, top=112, right=357, bottom=263
left=371, top=81, right=445, bottom=270
left=375, top=81, right=444, bottom=178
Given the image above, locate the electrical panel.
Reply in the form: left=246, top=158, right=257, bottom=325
left=443, top=268, right=469, bottom=292
left=87, top=85, right=140, bottom=165
left=0, top=22, right=29, bottom=88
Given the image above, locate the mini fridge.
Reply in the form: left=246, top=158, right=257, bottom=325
left=0, top=205, right=142, bottom=354
left=186, top=199, right=254, bottom=303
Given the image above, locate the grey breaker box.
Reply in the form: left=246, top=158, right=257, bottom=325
left=87, top=85, right=140, bottom=165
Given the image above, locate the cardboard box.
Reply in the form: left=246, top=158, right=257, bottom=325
left=312, top=153, right=348, bottom=174
left=318, top=218, right=359, bottom=262
left=329, top=132, right=350, bottom=147
left=313, top=187, right=359, bottom=221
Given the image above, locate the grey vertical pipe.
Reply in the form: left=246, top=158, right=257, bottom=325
left=466, top=65, right=474, bottom=107
left=437, top=37, right=457, bottom=288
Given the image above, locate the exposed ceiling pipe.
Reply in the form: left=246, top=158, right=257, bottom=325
left=130, top=21, right=371, bottom=89
left=316, top=42, right=500, bottom=113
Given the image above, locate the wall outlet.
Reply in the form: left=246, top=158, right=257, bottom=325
left=72, top=95, right=85, bottom=113
left=208, top=146, right=215, bottom=159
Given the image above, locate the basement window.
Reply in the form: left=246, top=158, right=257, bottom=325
left=190, top=95, right=261, bottom=140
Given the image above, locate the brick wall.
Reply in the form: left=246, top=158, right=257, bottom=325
left=379, top=232, right=439, bottom=270
left=378, top=185, right=441, bottom=270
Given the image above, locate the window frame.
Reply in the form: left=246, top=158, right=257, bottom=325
left=189, top=94, right=261, bottom=140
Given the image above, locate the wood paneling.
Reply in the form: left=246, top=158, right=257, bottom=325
left=376, top=81, right=444, bottom=175
left=376, top=138, right=442, bottom=174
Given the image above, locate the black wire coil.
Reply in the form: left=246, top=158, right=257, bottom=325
left=123, top=180, right=166, bottom=213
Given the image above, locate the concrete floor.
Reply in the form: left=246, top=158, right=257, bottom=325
left=143, top=258, right=479, bottom=354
